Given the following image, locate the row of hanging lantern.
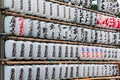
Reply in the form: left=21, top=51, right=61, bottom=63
left=4, top=0, right=120, bottom=29
left=4, top=16, right=120, bottom=45
left=98, top=0, right=120, bottom=14
left=5, top=40, right=120, bottom=60
left=61, top=0, right=92, bottom=8
left=4, top=64, right=119, bottom=80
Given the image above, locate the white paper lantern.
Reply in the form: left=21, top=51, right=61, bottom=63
left=40, top=65, right=48, bottom=80
left=32, top=65, right=41, bottom=80
left=116, top=33, right=120, bottom=45
left=32, top=20, right=41, bottom=38
left=79, top=64, right=84, bottom=77
left=93, top=64, right=98, bottom=77
left=5, top=40, right=16, bottom=59
left=53, top=24, right=61, bottom=40
left=61, top=44, right=66, bottom=60
left=89, top=64, right=94, bottom=77
left=39, top=0, right=46, bottom=17
left=59, top=5, right=65, bottom=20
left=71, top=45, right=78, bottom=60
left=46, top=23, right=54, bottom=39
left=71, top=7, right=76, bottom=22
left=108, top=32, right=113, bottom=45
left=98, top=65, right=103, bottom=76
left=4, top=0, right=16, bottom=11
left=47, top=43, right=55, bottom=60
left=23, top=65, right=32, bottom=80
left=24, top=41, right=33, bottom=60
left=55, top=44, right=61, bottom=60
left=66, top=6, right=72, bottom=22
left=24, top=19, right=33, bottom=37
left=105, top=32, right=109, bottom=44
left=52, top=3, right=60, bottom=20
left=85, top=11, right=91, bottom=25
left=4, top=16, right=16, bottom=35
left=72, top=65, right=77, bottom=78
left=97, top=30, right=102, bottom=44
left=16, top=41, right=25, bottom=59
left=45, top=2, right=52, bottom=19
left=84, top=29, right=91, bottom=43
left=33, top=0, right=40, bottom=16
left=71, top=27, right=78, bottom=41
left=90, top=12, right=97, bottom=26
left=61, top=65, right=68, bottom=79
left=116, top=49, right=120, bottom=61
left=55, top=65, right=61, bottom=80
left=63, top=45, right=69, bottom=60
left=75, top=0, right=80, bottom=5
left=67, top=26, right=72, bottom=41
left=77, top=27, right=84, bottom=42
left=47, top=65, right=53, bottom=80
left=4, top=66, right=16, bottom=80
left=23, top=0, right=34, bottom=14
left=32, top=42, right=41, bottom=60
left=93, top=30, right=98, bottom=43
left=40, top=21, right=47, bottom=39
left=63, top=6, right=69, bottom=21
left=16, top=66, right=24, bottom=80
left=112, top=33, right=117, bottom=45
left=67, top=65, right=73, bottom=79
left=79, top=9, right=85, bottom=24
left=15, top=0, right=25, bottom=13
left=60, top=25, right=68, bottom=40
left=84, top=65, right=89, bottom=77
left=40, top=43, right=48, bottom=60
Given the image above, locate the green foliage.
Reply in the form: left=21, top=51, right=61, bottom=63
left=90, top=4, right=98, bottom=10
left=117, top=12, right=120, bottom=18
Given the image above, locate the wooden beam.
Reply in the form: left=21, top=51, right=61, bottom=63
left=2, top=60, right=120, bottom=65
left=73, top=76, right=120, bottom=80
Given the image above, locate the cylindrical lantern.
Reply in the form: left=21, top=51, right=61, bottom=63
left=47, top=43, right=55, bottom=60
left=4, top=66, right=16, bottom=80
left=24, top=41, right=33, bottom=60
left=4, top=0, right=16, bottom=11
left=40, top=43, right=48, bottom=60
left=46, top=23, right=54, bottom=39
left=32, top=65, right=41, bottom=80
left=23, top=0, right=34, bottom=14
left=4, top=16, right=16, bottom=35
left=5, top=40, right=16, bottom=59
left=39, top=0, right=46, bottom=17
left=32, top=42, right=41, bottom=60
left=16, top=41, right=25, bottom=59
left=32, top=20, right=41, bottom=38
left=24, top=19, right=33, bottom=37
left=16, top=66, right=24, bottom=80
left=40, top=21, right=47, bottom=39
left=23, top=65, right=32, bottom=80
